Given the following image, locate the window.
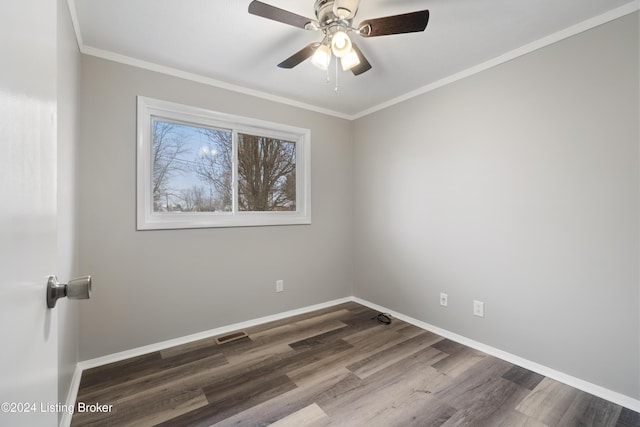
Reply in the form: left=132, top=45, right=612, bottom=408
left=137, top=97, right=310, bottom=229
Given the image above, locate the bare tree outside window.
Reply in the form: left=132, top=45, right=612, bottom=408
left=152, top=120, right=189, bottom=210
left=151, top=119, right=231, bottom=212
left=237, top=133, right=296, bottom=211
left=194, top=129, right=233, bottom=211
left=178, top=185, right=208, bottom=211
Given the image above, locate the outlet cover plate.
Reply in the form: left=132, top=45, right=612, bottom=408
left=440, top=293, right=448, bottom=307
left=473, top=300, right=484, bottom=317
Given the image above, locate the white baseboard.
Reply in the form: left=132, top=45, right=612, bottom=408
left=62, top=294, right=639, bottom=424
left=352, top=296, right=640, bottom=413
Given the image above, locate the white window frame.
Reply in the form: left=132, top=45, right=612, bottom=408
left=137, top=96, right=311, bottom=230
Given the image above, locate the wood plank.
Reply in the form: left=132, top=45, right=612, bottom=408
left=502, top=365, right=545, bottom=390
left=615, top=407, right=640, bottom=427
left=487, top=409, right=549, bottom=427
left=72, top=386, right=208, bottom=427
left=267, top=403, right=330, bottom=427
left=317, top=348, right=454, bottom=424
left=243, top=303, right=363, bottom=335
left=356, top=394, right=457, bottom=427
left=288, top=326, right=355, bottom=351
left=222, top=341, right=295, bottom=367
left=78, top=352, right=161, bottom=391
left=515, top=377, right=580, bottom=425
left=156, top=375, right=297, bottom=427
left=123, top=390, right=209, bottom=427
left=213, top=368, right=354, bottom=427
left=286, top=325, right=423, bottom=387
left=431, top=346, right=486, bottom=377
left=346, top=330, right=444, bottom=379
left=160, top=337, right=218, bottom=359
left=432, top=338, right=468, bottom=354
left=433, top=356, right=514, bottom=409
left=247, top=310, right=350, bottom=343
left=556, top=390, right=622, bottom=427
left=250, top=318, right=349, bottom=351
left=396, top=324, right=427, bottom=337
left=440, top=377, right=531, bottom=426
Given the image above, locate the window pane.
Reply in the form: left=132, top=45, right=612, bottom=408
left=237, top=133, right=296, bottom=212
left=151, top=119, right=232, bottom=212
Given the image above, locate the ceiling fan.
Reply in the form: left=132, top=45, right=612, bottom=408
left=248, top=0, right=430, bottom=76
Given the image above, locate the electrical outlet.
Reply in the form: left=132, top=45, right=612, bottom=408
left=276, top=280, right=284, bottom=293
left=473, top=300, right=484, bottom=318
left=440, top=293, right=448, bottom=307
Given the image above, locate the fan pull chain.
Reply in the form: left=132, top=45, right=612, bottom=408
left=334, top=57, right=339, bottom=94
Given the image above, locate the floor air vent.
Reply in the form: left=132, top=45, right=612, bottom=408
left=215, top=331, right=249, bottom=344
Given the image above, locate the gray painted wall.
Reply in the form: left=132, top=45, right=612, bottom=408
left=353, top=13, right=639, bottom=399
left=57, top=0, right=81, bottom=410
left=78, top=57, right=354, bottom=359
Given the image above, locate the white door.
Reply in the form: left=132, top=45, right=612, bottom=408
left=0, top=0, right=59, bottom=426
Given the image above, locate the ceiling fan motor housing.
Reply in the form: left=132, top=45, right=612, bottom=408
left=315, top=0, right=353, bottom=29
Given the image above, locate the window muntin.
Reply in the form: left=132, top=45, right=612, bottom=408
left=137, top=97, right=310, bottom=229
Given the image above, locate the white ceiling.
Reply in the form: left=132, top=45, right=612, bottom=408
left=70, top=0, right=637, bottom=118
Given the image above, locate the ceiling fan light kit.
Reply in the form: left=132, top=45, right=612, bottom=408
left=248, top=0, right=430, bottom=77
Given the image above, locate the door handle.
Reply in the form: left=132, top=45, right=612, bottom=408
left=46, top=275, right=91, bottom=308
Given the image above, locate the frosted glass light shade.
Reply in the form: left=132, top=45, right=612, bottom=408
left=311, top=44, right=331, bottom=70
left=341, top=48, right=360, bottom=70
left=331, top=31, right=352, bottom=58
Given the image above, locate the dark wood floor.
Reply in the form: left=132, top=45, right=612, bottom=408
left=72, top=302, right=639, bottom=426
